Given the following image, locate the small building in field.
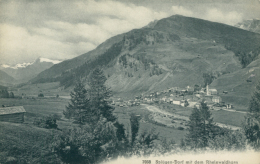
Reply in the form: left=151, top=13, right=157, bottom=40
left=223, top=91, right=228, bottom=94
left=0, top=106, right=26, bottom=123
left=226, top=104, right=233, bottom=109
left=172, top=100, right=181, bottom=105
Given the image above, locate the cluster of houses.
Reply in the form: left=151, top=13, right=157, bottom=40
left=111, top=98, right=141, bottom=107
left=115, top=85, right=233, bottom=110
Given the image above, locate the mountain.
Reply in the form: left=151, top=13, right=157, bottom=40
left=210, top=58, right=260, bottom=110
left=0, top=70, right=15, bottom=85
left=235, top=19, right=260, bottom=34
left=1, top=58, right=62, bottom=83
left=30, top=15, right=260, bottom=105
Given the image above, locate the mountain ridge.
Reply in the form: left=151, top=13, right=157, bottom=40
left=0, top=70, right=15, bottom=85
left=1, top=57, right=63, bottom=83
left=29, top=15, right=259, bottom=108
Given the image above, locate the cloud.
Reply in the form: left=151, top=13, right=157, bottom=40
left=0, top=23, right=95, bottom=65
left=171, top=6, right=193, bottom=17
left=171, top=5, right=243, bottom=25
left=0, top=0, right=249, bottom=65
left=205, top=8, right=243, bottom=25
left=0, top=0, right=168, bottom=65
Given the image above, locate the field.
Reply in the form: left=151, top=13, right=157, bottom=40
left=0, top=97, right=189, bottom=163
left=0, top=122, right=58, bottom=163
left=155, top=103, right=246, bottom=127
left=114, top=105, right=188, bottom=143
left=0, top=90, right=249, bottom=163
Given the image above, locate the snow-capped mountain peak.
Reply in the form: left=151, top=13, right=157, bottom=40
left=1, top=58, right=62, bottom=69
left=1, top=62, right=33, bottom=69
left=1, top=64, right=11, bottom=68
left=0, top=57, right=64, bottom=82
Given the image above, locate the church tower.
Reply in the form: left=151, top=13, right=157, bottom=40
left=206, top=84, right=210, bottom=96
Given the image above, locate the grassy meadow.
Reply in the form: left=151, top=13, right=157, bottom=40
left=0, top=96, right=189, bottom=163
left=156, top=103, right=246, bottom=127
left=114, top=105, right=188, bottom=144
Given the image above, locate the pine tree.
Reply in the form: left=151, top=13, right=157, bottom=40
left=88, top=68, right=116, bottom=123
left=185, top=101, right=215, bottom=149
left=63, top=80, right=90, bottom=124
left=243, top=82, right=260, bottom=150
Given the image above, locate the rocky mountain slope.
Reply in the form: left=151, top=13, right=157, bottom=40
left=0, top=70, right=15, bottom=85
left=30, top=15, right=260, bottom=106
left=235, top=19, right=260, bottom=34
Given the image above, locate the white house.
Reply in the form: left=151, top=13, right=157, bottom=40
left=172, top=100, right=181, bottom=105
left=212, top=96, right=222, bottom=103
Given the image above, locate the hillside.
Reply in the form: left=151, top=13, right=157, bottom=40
left=0, top=70, right=16, bottom=85
left=210, top=58, right=260, bottom=110
left=30, top=15, right=260, bottom=102
left=235, top=19, right=260, bottom=34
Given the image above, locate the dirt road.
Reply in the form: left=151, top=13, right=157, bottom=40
left=141, top=104, right=241, bottom=130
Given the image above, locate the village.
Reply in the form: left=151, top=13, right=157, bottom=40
left=112, top=85, right=233, bottom=111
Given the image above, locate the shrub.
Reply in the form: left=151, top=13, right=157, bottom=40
left=33, top=115, right=58, bottom=129
left=38, top=93, right=44, bottom=97
left=208, top=130, right=246, bottom=151
left=177, top=127, right=184, bottom=130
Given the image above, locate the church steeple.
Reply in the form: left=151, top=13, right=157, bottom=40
left=206, top=84, right=210, bottom=96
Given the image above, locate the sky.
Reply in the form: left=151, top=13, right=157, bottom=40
left=0, top=0, right=260, bottom=65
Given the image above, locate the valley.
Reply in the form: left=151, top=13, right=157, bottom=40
left=0, top=14, right=259, bottom=163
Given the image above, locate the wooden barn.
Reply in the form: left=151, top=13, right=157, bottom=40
left=0, top=106, right=26, bottom=123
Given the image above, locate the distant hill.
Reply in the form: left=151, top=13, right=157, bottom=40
left=235, top=19, right=260, bottom=34
left=0, top=85, right=8, bottom=90
left=1, top=58, right=62, bottom=83
left=29, top=15, right=260, bottom=106
left=0, top=70, right=15, bottom=85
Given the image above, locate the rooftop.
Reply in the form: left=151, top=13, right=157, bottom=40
left=0, top=106, right=26, bottom=115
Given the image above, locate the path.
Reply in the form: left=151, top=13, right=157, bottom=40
left=141, top=104, right=241, bottom=130
left=221, top=108, right=246, bottom=114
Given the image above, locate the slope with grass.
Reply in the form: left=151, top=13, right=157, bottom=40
left=210, top=59, right=260, bottom=110
left=0, top=70, right=16, bottom=85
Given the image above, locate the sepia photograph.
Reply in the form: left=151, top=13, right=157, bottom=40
left=0, top=0, right=260, bottom=163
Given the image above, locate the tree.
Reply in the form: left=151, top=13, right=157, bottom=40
left=88, top=68, right=116, bottom=123
left=208, top=129, right=246, bottom=151
left=194, top=84, right=201, bottom=92
left=130, top=114, right=140, bottom=146
left=203, top=73, right=215, bottom=87
left=51, top=118, right=121, bottom=164
left=243, top=82, right=260, bottom=150
left=38, top=93, right=44, bottom=97
left=0, top=89, right=9, bottom=98
left=63, top=80, right=90, bottom=124
left=185, top=101, right=215, bottom=149
left=9, top=92, right=15, bottom=98
left=184, top=100, right=189, bottom=107
left=33, top=115, right=58, bottom=129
